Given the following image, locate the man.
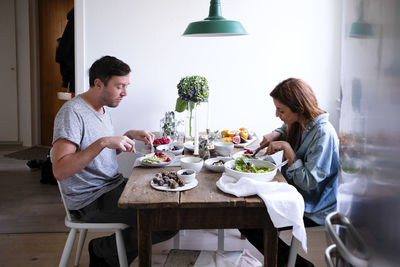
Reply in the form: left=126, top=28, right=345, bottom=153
left=52, top=56, right=176, bottom=266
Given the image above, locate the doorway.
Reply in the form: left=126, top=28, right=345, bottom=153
left=38, top=0, right=73, bottom=146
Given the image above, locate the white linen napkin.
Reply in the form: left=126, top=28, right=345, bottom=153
left=216, top=174, right=307, bottom=252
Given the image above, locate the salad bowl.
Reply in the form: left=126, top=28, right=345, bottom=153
left=224, top=158, right=277, bottom=181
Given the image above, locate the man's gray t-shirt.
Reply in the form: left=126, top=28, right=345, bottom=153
left=53, top=95, right=124, bottom=210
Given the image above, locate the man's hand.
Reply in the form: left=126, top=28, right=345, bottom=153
left=266, top=141, right=297, bottom=166
left=102, top=136, right=136, bottom=152
left=124, top=130, right=155, bottom=146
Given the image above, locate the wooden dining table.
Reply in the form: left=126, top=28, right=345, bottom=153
left=118, top=148, right=286, bottom=267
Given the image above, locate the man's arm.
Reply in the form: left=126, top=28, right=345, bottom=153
left=52, top=136, right=136, bottom=181
left=124, top=130, right=155, bottom=145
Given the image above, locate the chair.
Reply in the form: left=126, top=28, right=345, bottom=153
left=50, top=149, right=129, bottom=267
left=286, top=226, right=328, bottom=267
left=57, top=182, right=129, bottom=267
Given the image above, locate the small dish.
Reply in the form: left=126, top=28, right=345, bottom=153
left=205, top=157, right=232, bottom=172
left=214, top=141, right=234, bottom=156
left=177, top=169, right=196, bottom=183
left=156, top=144, right=184, bottom=155
left=180, top=157, right=204, bottom=173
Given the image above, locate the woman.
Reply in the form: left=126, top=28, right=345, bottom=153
left=241, top=78, right=339, bottom=267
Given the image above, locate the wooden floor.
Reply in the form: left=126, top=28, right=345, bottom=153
left=0, top=145, right=328, bottom=266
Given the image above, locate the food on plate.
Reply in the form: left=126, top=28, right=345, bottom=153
left=232, top=135, right=241, bottom=144
left=234, top=158, right=271, bottom=173
left=142, top=152, right=171, bottom=164
left=160, top=145, right=181, bottom=152
left=221, top=127, right=254, bottom=144
left=243, top=149, right=256, bottom=159
left=152, top=170, right=185, bottom=189
left=227, top=130, right=240, bottom=137
left=153, top=137, right=170, bottom=145
left=212, top=160, right=225, bottom=166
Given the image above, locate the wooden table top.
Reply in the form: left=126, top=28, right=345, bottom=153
left=118, top=151, right=286, bottom=210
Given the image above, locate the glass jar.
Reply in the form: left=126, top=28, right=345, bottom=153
left=160, top=112, right=180, bottom=142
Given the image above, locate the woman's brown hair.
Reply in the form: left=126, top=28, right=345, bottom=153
left=270, top=78, right=324, bottom=148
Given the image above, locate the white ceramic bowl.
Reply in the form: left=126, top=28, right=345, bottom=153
left=156, top=144, right=184, bottom=155
left=205, top=157, right=232, bottom=172
left=177, top=169, right=196, bottom=183
left=214, top=141, right=234, bottom=156
left=224, top=159, right=277, bottom=181
left=180, top=157, right=204, bottom=173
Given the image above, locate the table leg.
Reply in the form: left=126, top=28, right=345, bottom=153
left=138, top=209, right=152, bottom=267
left=264, top=226, right=278, bottom=267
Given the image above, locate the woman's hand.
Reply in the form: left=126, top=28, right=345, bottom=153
left=259, top=131, right=281, bottom=150
left=266, top=141, right=297, bottom=166
left=124, top=130, right=155, bottom=146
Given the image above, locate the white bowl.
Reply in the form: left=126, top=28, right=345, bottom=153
left=205, top=157, right=232, bottom=173
left=224, top=159, right=277, bottom=182
left=180, top=157, right=204, bottom=173
left=177, top=169, right=196, bottom=183
left=156, top=144, right=184, bottom=155
left=214, top=141, right=234, bottom=156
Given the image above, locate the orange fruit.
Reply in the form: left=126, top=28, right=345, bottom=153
left=239, top=131, right=248, bottom=140
left=227, top=130, right=239, bottom=137
left=221, top=137, right=233, bottom=142
left=239, top=127, right=248, bottom=132
left=221, top=130, right=229, bottom=137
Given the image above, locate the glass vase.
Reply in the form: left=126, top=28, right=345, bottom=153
left=184, top=102, right=196, bottom=142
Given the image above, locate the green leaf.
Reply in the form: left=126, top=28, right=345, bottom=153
left=175, top=97, right=188, bottom=113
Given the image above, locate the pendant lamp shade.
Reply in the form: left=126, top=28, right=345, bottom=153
left=183, top=0, right=247, bottom=37
left=349, top=0, right=373, bottom=38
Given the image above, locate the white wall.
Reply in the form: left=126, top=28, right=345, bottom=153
left=16, top=0, right=33, bottom=146
left=76, top=0, right=342, bottom=176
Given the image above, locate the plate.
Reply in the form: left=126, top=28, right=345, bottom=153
left=233, top=137, right=257, bottom=148
left=150, top=178, right=198, bottom=192
left=183, top=141, right=214, bottom=152
left=139, top=152, right=176, bottom=167
left=232, top=150, right=264, bottom=160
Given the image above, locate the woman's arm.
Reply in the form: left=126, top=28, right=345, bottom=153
left=285, top=130, right=338, bottom=191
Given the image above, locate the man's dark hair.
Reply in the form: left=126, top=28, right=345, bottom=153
left=89, top=56, right=131, bottom=87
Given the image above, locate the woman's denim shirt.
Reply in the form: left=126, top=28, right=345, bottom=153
left=275, top=113, right=339, bottom=225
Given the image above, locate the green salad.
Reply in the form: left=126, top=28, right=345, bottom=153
left=234, top=158, right=271, bottom=173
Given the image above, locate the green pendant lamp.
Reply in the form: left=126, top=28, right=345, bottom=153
left=350, top=0, right=373, bottom=38
left=183, top=0, right=247, bottom=37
